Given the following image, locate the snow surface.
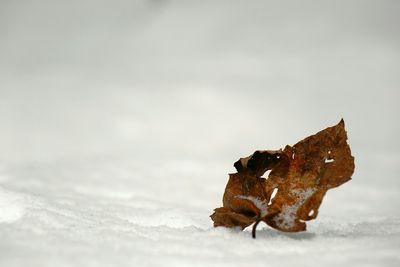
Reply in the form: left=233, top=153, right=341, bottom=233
left=1, top=156, right=399, bottom=267
left=1, top=0, right=400, bottom=266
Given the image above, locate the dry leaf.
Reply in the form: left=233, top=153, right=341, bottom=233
left=210, top=119, right=355, bottom=237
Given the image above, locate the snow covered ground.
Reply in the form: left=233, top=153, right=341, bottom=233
left=1, top=1, right=400, bottom=266
left=1, top=154, right=400, bottom=267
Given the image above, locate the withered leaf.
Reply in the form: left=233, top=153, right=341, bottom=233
left=210, top=119, right=355, bottom=237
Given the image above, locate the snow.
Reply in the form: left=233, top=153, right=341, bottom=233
left=1, top=154, right=399, bottom=267
left=1, top=0, right=400, bottom=266
left=273, top=188, right=316, bottom=230
left=236, top=195, right=269, bottom=217
left=0, top=187, right=29, bottom=223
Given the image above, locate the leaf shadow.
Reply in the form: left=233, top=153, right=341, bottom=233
left=248, top=228, right=316, bottom=240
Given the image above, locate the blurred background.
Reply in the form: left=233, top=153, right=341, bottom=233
left=0, top=1, right=399, bottom=265
left=1, top=0, right=399, bottom=163
left=1, top=0, right=399, bottom=205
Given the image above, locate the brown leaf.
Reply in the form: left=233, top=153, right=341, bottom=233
left=210, top=119, right=355, bottom=237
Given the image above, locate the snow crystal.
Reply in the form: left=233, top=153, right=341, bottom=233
left=236, top=195, right=269, bottom=217
left=273, top=188, right=316, bottom=229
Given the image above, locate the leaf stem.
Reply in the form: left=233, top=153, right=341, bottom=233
left=252, top=220, right=261, bottom=239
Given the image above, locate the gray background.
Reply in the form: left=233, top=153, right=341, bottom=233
left=0, top=1, right=399, bottom=266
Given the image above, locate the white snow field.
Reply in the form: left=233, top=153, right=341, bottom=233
left=1, top=1, right=400, bottom=266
